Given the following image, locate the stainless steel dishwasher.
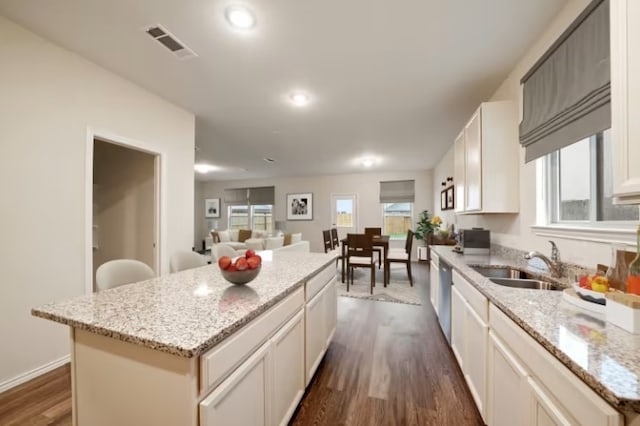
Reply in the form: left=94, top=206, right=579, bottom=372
left=438, top=259, right=452, bottom=343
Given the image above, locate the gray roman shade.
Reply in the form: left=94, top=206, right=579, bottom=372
left=379, top=180, right=415, bottom=203
left=223, top=188, right=248, bottom=205
left=248, top=186, right=275, bottom=205
left=520, top=0, right=610, bottom=163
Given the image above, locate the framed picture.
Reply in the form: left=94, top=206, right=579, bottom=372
left=205, top=198, right=221, bottom=218
left=440, top=190, right=448, bottom=210
left=446, top=186, right=455, bottom=210
left=287, top=192, right=313, bottom=220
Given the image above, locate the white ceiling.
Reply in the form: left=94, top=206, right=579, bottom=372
left=0, top=0, right=566, bottom=181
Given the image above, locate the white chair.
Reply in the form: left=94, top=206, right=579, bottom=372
left=170, top=250, right=207, bottom=273
left=95, top=259, right=155, bottom=292
left=211, top=243, right=240, bottom=262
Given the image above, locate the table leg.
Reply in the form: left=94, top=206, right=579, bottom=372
left=383, top=242, right=388, bottom=286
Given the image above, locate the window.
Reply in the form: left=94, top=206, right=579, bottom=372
left=542, top=129, right=639, bottom=226
left=228, top=204, right=274, bottom=230
left=382, top=202, right=413, bottom=238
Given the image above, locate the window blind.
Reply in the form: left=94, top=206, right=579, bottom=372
left=379, top=180, right=415, bottom=203
left=519, top=0, right=610, bottom=163
left=248, top=186, right=275, bottom=205
left=223, top=188, right=248, bottom=206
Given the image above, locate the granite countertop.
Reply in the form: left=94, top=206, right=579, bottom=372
left=432, top=245, right=640, bottom=413
left=32, top=251, right=336, bottom=358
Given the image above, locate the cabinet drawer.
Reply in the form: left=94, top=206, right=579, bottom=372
left=200, top=287, right=304, bottom=393
left=452, top=270, right=488, bottom=322
left=306, top=263, right=335, bottom=301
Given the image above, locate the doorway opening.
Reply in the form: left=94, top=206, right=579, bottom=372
left=330, top=193, right=358, bottom=240
left=90, top=138, right=159, bottom=292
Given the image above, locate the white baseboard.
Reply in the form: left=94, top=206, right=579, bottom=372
left=0, top=355, right=70, bottom=394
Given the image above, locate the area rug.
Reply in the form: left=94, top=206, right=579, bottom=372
left=336, top=264, right=422, bottom=306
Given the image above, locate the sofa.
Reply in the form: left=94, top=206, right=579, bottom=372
left=207, top=229, right=307, bottom=260
left=210, top=238, right=310, bottom=262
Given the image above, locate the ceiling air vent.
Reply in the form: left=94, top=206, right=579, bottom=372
left=144, top=24, right=197, bottom=60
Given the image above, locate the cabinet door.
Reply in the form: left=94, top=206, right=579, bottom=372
left=200, top=340, right=270, bottom=426
left=612, top=0, right=640, bottom=202
left=528, top=377, right=575, bottom=426
left=430, top=261, right=439, bottom=315
left=271, top=310, right=305, bottom=426
left=451, top=285, right=465, bottom=368
left=488, top=332, right=529, bottom=426
left=465, top=300, right=488, bottom=421
left=465, top=109, right=482, bottom=211
left=454, top=131, right=466, bottom=212
left=305, top=283, right=327, bottom=385
left=325, top=278, right=337, bottom=346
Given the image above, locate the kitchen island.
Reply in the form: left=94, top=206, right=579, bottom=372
left=431, top=245, right=640, bottom=426
left=32, top=251, right=338, bottom=426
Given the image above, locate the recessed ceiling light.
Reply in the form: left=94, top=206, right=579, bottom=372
left=362, top=158, right=374, bottom=167
left=225, top=5, right=256, bottom=29
left=194, top=164, right=216, bottom=174
left=289, top=91, right=311, bottom=107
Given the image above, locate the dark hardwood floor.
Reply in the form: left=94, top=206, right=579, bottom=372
left=0, top=262, right=482, bottom=426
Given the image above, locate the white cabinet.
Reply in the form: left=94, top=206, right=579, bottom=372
left=487, top=331, right=529, bottom=426
left=453, top=101, right=519, bottom=213
left=528, top=377, right=575, bottom=426
left=200, top=339, right=271, bottom=426
left=430, top=253, right=440, bottom=315
left=611, top=0, right=640, bottom=203
left=305, top=277, right=337, bottom=385
left=451, top=270, right=489, bottom=421
left=271, top=310, right=305, bottom=426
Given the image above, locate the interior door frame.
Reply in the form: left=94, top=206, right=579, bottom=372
left=84, top=127, right=167, bottom=294
left=330, top=193, right=359, bottom=239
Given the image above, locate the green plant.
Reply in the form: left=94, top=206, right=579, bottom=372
left=415, top=210, right=441, bottom=242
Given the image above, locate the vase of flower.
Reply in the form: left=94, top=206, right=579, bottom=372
left=415, top=210, right=442, bottom=246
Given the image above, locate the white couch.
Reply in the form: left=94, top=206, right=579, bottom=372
left=210, top=239, right=310, bottom=262
left=207, top=229, right=303, bottom=252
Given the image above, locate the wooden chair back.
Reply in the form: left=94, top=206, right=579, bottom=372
left=364, top=227, right=382, bottom=238
left=405, top=229, right=414, bottom=255
left=330, top=228, right=340, bottom=249
left=347, top=233, right=373, bottom=258
left=322, top=230, right=333, bottom=253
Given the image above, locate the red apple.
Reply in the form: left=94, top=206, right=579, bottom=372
left=235, top=257, right=249, bottom=271
left=247, top=256, right=260, bottom=270
left=245, top=249, right=256, bottom=258
left=226, top=264, right=237, bottom=272
left=252, top=254, right=262, bottom=265
left=218, top=256, right=232, bottom=270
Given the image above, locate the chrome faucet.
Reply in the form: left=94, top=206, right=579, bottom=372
left=524, top=241, right=561, bottom=278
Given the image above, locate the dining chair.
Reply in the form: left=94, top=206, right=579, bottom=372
left=169, top=250, right=207, bottom=273
left=322, top=229, right=333, bottom=253
left=346, top=233, right=375, bottom=294
left=95, top=259, right=155, bottom=292
left=385, top=229, right=414, bottom=287
left=330, top=227, right=344, bottom=266
left=364, top=227, right=383, bottom=269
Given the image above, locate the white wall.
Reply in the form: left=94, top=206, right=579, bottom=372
left=0, top=17, right=195, bottom=390
left=196, top=170, right=433, bottom=256
left=431, top=0, right=619, bottom=268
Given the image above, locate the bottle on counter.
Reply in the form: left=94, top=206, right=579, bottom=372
left=606, top=244, right=628, bottom=292
left=627, top=225, right=640, bottom=295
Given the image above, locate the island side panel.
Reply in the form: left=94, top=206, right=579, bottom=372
left=72, top=328, right=199, bottom=426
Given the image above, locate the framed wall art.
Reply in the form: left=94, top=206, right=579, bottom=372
left=446, top=186, right=455, bottom=210
left=205, top=198, right=221, bottom=218
left=287, top=192, right=313, bottom=220
left=440, top=190, right=448, bottom=211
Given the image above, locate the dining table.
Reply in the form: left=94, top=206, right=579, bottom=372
left=340, top=235, right=390, bottom=285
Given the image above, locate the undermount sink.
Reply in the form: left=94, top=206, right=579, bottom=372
left=488, top=277, right=562, bottom=291
left=470, top=265, right=562, bottom=291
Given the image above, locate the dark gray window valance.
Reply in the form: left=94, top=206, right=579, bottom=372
left=379, top=180, right=415, bottom=203
left=223, top=188, right=248, bottom=206
left=520, top=0, right=610, bottom=163
left=248, top=186, right=275, bottom=205
left=224, top=186, right=275, bottom=205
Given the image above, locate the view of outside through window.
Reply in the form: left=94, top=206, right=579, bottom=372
left=335, top=199, right=353, bottom=227
left=551, top=129, right=638, bottom=223
left=228, top=205, right=274, bottom=230
left=383, top=203, right=413, bottom=238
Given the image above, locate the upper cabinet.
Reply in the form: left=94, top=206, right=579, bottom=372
left=454, top=101, right=519, bottom=214
left=611, top=0, right=640, bottom=204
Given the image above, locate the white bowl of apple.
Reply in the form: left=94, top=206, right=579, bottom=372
left=218, top=250, right=262, bottom=285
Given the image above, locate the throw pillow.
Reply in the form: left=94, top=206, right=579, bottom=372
left=238, top=229, right=252, bottom=243
left=218, top=230, right=230, bottom=242
left=252, top=230, right=268, bottom=239
left=283, top=233, right=292, bottom=246
left=291, top=233, right=302, bottom=244
left=229, top=229, right=239, bottom=241
left=265, top=237, right=284, bottom=250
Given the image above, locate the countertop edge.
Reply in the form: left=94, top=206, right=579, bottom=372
left=433, top=246, right=640, bottom=413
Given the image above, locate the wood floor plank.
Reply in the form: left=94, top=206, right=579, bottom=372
left=0, top=263, right=482, bottom=426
